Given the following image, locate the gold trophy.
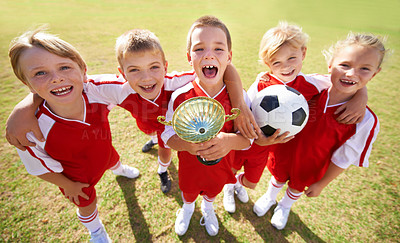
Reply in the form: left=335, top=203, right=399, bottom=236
left=158, top=96, right=240, bottom=165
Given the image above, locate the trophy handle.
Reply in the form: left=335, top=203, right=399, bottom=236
left=157, top=116, right=172, bottom=126
left=225, top=108, right=241, bottom=122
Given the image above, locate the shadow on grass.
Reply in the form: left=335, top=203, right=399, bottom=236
left=232, top=198, right=325, bottom=242
left=116, top=176, right=152, bottom=242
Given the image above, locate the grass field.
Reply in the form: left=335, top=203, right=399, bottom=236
left=1, top=0, right=400, bottom=242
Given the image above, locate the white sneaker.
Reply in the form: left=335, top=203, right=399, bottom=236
left=113, top=164, right=139, bottom=179
left=223, top=185, right=236, bottom=213
left=235, top=184, right=249, bottom=203
left=253, top=193, right=276, bottom=217
left=271, top=204, right=291, bottom=230
left=200, top=207, right=219, bottom=236
left=90, top=226, right=112, bottom=243
left=175, top=208, right=194, bottom=236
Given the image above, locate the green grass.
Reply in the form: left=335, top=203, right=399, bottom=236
left=1, top=0, right=400, bottom=242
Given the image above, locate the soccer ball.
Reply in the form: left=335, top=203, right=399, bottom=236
left=251, top=85, right=309, bottom=136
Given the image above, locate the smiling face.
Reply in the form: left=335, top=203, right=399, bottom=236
left=265, top=43, right=306, bottom=83
left=329, top=44, right=381, bottom=97
left=119, top=50, right=167, bottom=101
left=187, top=26, right=232, bottom=94
left=19, top=46, right=86, bottom=107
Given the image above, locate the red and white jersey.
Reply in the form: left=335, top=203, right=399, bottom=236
left=247, top=72, right=331, bottom=102
left=267, top=89, right=379, bottom=190
left=85, top=71, right=196, bottom=134
left=161, top=80, right=246, bottom=195
left=235, top=72, right=331, bottom=168
left=17, top=91, right=120, bottom=182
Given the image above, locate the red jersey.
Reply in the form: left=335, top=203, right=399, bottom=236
left=161, top=81, right=237, bottom=195
left=267, top=89, right=380, bottom=191
left=17, top=92, right=119, bottom=207
left=233, top=72, right=331, bottom=182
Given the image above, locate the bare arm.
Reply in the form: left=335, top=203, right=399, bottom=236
left=197, top=132, right=251, bottom=161
left=304, top=162, right=345, bottom=197
left=335, top=87, right=368, bottom=124
left=6, top=93, right=44, bottom=150
left=38, top=172, right=90, bottom=205
left=167, top=134, right=210, bottom=155
left=224, top=64, right=260, bottom=139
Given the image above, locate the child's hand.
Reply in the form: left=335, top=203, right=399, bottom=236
left=304, top=182, right=324, bottom=197
left=6, top=113, right=44, bottom=150
left=254, top=129, right=294, bottom=146
left=197, top=133, right=236, bottom=161
left=256, top=71, right=270, bottom=82
left=234, top=104, right=261, bottom=140
left=63, top=181, right=90, bottom=205
left=335, top=102, right=366, bottom=124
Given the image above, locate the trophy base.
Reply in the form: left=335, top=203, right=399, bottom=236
left=197, top=156, right=222, bottom=166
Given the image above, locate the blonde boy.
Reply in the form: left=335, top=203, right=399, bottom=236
left=9, top=28, right=139, bottom=242
left=161, top=15, right=252, bottom=236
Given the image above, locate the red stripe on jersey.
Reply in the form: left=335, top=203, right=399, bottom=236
left=86, top=78, right=126, bottom=85
left=165, top=70, right=195, bottom=79
left=78, top=208, right=98, bottom=223
left=25, top=146, right=55, bottom=173
left=359, top=107, right=378, bottom=167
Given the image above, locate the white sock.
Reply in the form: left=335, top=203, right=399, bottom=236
left=77, top=207, right=103, bottom=233
left=235, top=172, right=244, bottom=189
left=201, top=196, right=215, bottom=210
left=182, top=201, right=195, bottom=212
left=157, top=157, right=170, bottom=174
left=265, top=176, right=284, bottom=201
left=150, top=134, right=158, bottom=144
left=279, top=188, right=303, bottom=209
left=110, top=161, right=124, bottom=174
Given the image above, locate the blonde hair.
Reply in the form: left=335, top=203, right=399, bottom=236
left=259, top=21, right=308, bottom=64
left=115, top=29, right=165, bottom=69
left=323, top=32, right=387, bottom=68
left=9, top=26, right=86, bottom=85
left=186, top=15, right=232, bottom=53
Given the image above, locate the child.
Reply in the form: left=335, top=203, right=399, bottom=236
left=8, top=28, right=140, bottom=242
left=224, top=22, right=368, bottom=213
left=6, top=29, right=248, bottom=194
left=254, top=33, right=385, bottom=230
left=161, top=15, right=252, bottom=236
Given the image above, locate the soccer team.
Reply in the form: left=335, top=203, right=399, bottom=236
left=5, top=15, right=385, bottom=241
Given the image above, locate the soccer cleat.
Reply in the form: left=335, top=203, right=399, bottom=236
left=112, top=165, right=139, bottom=179
left=235, top=184, right=249, bottom=203
left=158, top=171, right=171, bottom=193
left=141, top=139, right=157, bottom=152
left=223, top=184, right=236, bottom=213
left=271, top=204, right=291, bottom=230
left=200, top=207, right=219, bottom=236
left=175, top=208, right=194, bottom=236
left=253, top=193, right=276, bottom=217
left=90, top=226, right=112, bottom=243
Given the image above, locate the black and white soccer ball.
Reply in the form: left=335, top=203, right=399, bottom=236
left=251, top=85, right=309, bottom=136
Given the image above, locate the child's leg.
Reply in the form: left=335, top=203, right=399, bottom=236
left=142, top=133, right=158, bottom=152
left=175, top=192, right=196, bottom=236
left=111, top=161, right=139, bottom=179
left=271, top=186, right=303, bottom=230
left=223, top=171, right=249, bottom=213
left=200, top=194, right=219, bottom=236
left=253, top=176, right=285, bottom=217
left=77, top=198, right=111, bottom=242
left=157, top=147, right=172, bottom=193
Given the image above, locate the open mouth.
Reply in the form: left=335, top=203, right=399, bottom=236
left=340, top=79, right=357, bottom=85
left=51, top=86, right=73, bottom=96
left=281, top=69, right=295, bottom=77
left=202, top=65, right=218, bottom=79
left=140, top=84, right=156, bottom=92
